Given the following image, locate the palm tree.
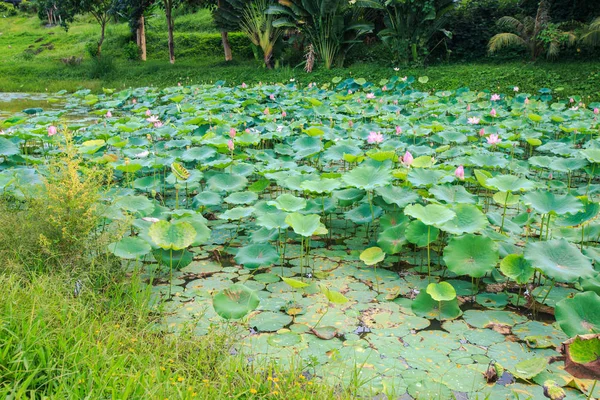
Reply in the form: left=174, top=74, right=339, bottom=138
left=580, top=17, right=600, bottom=47
left=488, top=0, right=574, bottom=61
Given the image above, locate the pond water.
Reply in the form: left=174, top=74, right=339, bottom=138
left=0, top=92, right=90, bottom=121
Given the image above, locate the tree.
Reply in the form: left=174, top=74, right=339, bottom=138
left=376, top=0, right=454, bottom=64
left=219, top=0, right=281, bottom=68
left=268, top=0, right=375, bottom=69
left=35, top=0, right=77, bottom=29
left=581, top=17, right=600, bottom=47
left=114, top=0, right=156, bottom=60
left=77, top=0, right=118, bottom=56
left=488, top=0, right=575, bottom=60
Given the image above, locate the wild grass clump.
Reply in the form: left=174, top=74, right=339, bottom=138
left=0, top=131, right=121, bottom=276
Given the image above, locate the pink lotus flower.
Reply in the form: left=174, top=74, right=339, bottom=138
left=147, top=115, right=160, bottom=124
left=455, top=165, right=465, bottom=180
left=146, top=110, right=152, bottom=116
left=229, top=128, right=236, bottom=139
left=491, top=94, right=501, bottom=101
left=245, top=128, right=251, bottom=133
left=178, top=82, right=181, bottom=87
left=269, top=94, right=275, bottom=100
left=132, top=98, right=137, bottom=104
left=367, top=131, right=384, bottom=144
left=395, top=126, right=402, bottom=135
left=382, top=86, right=387, bottom=91
left=348, top=120, right=354, bottom=128
left=366, top=93, right=375, bottom=99
left=242, top=82, right=247, bottom=88
left=467, top=104, right=471, bottom=111
left=393, top=100, right=398, bottom=105
left=348, top=90, right=353, bottom=94
left=357, top=99, right=362, bottom=103
left=594, top=108, right=599, bottom=115
left=513, top=87, right=519, bottom=92
left=282, top=111, right=287, bottom=118
left=467, top=117, right=480, bottom=124
left=402, top=151, right=413, bottom=167
left=106, top=111, right=112, bottom=118
left=401, top=76, right=407, bottom=82
left=227, top=139, right=234, bottom=151
left=479, top=128, right=485, bottom=137
left=525, top=97, right=530, bottom=104
left=154, top=121, right=163, bottom=128
left=487, top=134, right=501, bottom=145
left=490, top=108, right=497, bottom=117
left=48, top=125, right=57, bottom=136
left=570, top=98, right=574, bottom=103
left=264, top=107, right=270, bottom=115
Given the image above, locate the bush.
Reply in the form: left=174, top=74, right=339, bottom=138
left=146, top=32, right=253, bottom=60
left=123, top=41, right=141, bottom=61
left=0, top=2, right=17, bottom=16
left=0, top=131, right=120, bottom=274
left=89, top=55, right=116, bottom=78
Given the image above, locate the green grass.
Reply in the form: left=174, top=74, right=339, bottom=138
left=1, top=11, right=600, bottom=100
left=0, top=270, right=347, bottom=399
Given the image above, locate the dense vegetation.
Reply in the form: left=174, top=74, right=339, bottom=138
left=2, top=76, right=600, bottom=398
left=0, top=0, right=599, bottom=93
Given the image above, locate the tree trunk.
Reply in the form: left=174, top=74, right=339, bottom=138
left=221, top=31, right=232, bottom=61
left=97, top=21, right=106, bottom=56
left=137, top=15, right=147, bottom=61
left=165, top=2, right=175, bottom=64
left=264, top=49, right=273, bottom=69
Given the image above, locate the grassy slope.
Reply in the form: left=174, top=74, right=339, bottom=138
left=0, top=11, right=600, bottom=99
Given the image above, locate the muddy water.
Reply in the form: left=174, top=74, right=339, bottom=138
left=0, top=92, right=90, bottom=121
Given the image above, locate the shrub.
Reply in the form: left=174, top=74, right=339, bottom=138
left=0, top=131, right=121, bottom=274
left=123, top=41, right=141, bottom=61
left=88, top=55, right=116, bottom=78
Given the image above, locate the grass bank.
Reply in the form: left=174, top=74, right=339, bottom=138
left=0, top=270, right=347, bottom=399
left=1, top=12, right=600, bottom=98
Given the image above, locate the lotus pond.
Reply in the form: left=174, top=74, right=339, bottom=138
left=1, top=78, right=600, bottom=399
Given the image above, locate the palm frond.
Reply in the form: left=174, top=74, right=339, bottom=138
left=496, top=16, right=525, bottom=37
left=546, top=41, right=560, bottom=59
left=488, top=32, right=526, bottom=53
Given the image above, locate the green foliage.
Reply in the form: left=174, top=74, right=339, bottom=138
left=268, top=0, right=374, bottom=69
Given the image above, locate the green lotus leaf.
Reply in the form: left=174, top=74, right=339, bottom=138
left=404, top=204, right=455, bottom=227
left=377, top=225, right=407, bottom=255
left=224, top=191, right=258, bottom=205
left=556, top=292, right=600, bottom=336
left=426, top=282, right=457, bottom=302
left=320, top=285, right=349, bottom=304
left=411, top=291, right=462, bottom=321
left=439, top=204, right=488, bottom=234
left=268, top=193, right=307, bottom=212
left=486, top=174, right=535, bottom=192
left=375, top=185, right=419, bottom=208
left=581, top=148, right=600, bottom=163
left=342, top=165, right=392, bottom=190
left=332, top=188, right=365, bottom=206
left=219, top=207, right=254, bottom=220
left=192, top=191, right=221, bottom=208
left=285, top=212, right=324, bottom=237
left=213, top=284, right=259, bottom=320
left=148, top=220, right=196, bottom=250
left=556, top=197, right=600, bottom=226
left=267, top=332, right=302, bottom=347
left=524, top=239, right=594, bottom=283
left=207, top=173, right=248, bottom=192
left=443, top=234, right=499, bottom=278
left=255, top=211, right=288, bottom=230
left=405, top=220, right=439, bottom=247
left=108, top=237, right=151, bottom=260
left=310, top=326, right=338, bottom=340
left=249, top=311, right=293, bottom=331
left=500, top=254, right=535, bottom=284
left=281, top=276, right=310, bottom=289
left=301, top=179, right=341, bottom=193
left=511, top=357, right=548, bottom=380
left=430, top=184, right=477, bottom=204
left=0, top=138, right=19, bottom=156
left=407, top=168, right=450, bottom=187
left=234, top=243, right=279, bottom=269
left=152, top=248, right=193, bottom=269
left=522, top=191, right=583, bottom=215
left=360, top=247, right=385, bottom=266
left=345, top=203, right=383, bottom=224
